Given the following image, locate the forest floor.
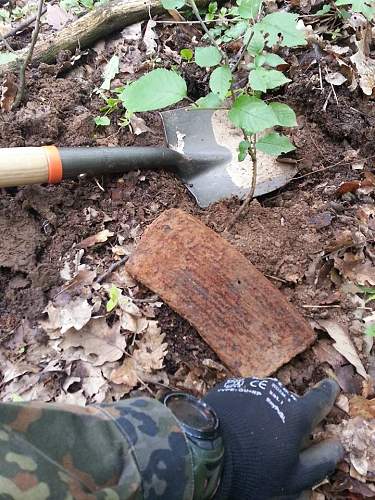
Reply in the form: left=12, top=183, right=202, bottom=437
left=0, top=1, right=374, bottom=497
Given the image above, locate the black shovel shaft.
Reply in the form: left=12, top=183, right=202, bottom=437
left=60, top=147, right=185, bottom=179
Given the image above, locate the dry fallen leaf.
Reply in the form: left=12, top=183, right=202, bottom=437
left=42, top=297, right=93, bottom=334
left=44, top=4, right=72, bottom=30
left=325, top=72, right=347, bottom=86
left=328, top=417, right=375, bottom=479
left=110, top=321, right=167, bottom=391
left=130, top=115, right=151, bottom=136
left=60, top=318, right=126, bottom=366
left=318, top=320, right=367, bottom=379
left=350, top=396, right=375, bottom=419
left=350, top=39, right=375, bottom=96
left=143, top=19, right=157, bottom=55
left=334, top=253, right=375, bottom=286
left=78, top=230, right=114, bottom=249
left=0, top=74, right=17, bottom=113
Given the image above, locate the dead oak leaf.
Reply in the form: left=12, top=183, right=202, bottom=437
left=42, top=297, right=93, bottom=335
left=60, top=318, right=125, bottom=366
left=328, top=417, right=375, bottom=479
left=110, top=321, right=167, bottom=390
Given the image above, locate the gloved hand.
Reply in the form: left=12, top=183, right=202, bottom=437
left=204, top=377, right=343, bottom=500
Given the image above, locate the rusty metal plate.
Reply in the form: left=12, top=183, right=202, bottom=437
left=126, top=209, right=316, bottom=377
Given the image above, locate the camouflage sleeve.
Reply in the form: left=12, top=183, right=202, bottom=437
left=0, top=397, right=194, bottom=499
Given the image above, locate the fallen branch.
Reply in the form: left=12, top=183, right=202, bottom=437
left=0, top=0, right=210, bottom=77
left=12, top=0, right=45, bottom=109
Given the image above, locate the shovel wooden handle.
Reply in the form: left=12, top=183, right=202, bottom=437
left=0, top=146, right=184, bottom=188
left=0, top=146, right=62, bottom=188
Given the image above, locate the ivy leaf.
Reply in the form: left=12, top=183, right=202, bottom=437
left=237, top=0, right=262, bottom=19
left=268, top=102, right=297, bottom=127
left=195, top=92, right=223, bottom=108
left=248, top=31, right=265, bottom=55
left=229, top=95, right=277, bottom=134
left=249, top=68, right=290, bottom=92
left=106, top=286, right=121, bottom=312
left=238, top=140, right=251, bottom=161
left=195, top=46, right=222, bottom=67
left=0, top=52, right=18, bottom=65
left=335, top=0, right=374, bottom=19
left=209, top=66, right=232, bottom=98
left=101, top=55, right=120, bottom=90
left=256, top=132, right=295, bottom=155
left=263, top=53, right=286, bottom=67
left=254, top=12, right=306, bottom=47
left=94, top=116, right=110, bottom=126
left=120, top=69, right=187, bottom=112
left=161, top=0, right=185, bottom=8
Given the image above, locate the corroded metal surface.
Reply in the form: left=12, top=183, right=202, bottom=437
left=126, top=209, right=316, bottom=377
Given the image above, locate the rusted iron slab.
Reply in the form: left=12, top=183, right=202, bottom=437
left=126, top=209, right=316, bottom=377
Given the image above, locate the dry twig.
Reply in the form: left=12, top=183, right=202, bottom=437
left=12, top=0, right=45, bottom=109
left=96, top=256, right=129, bottom=284
left=225, top=138, right=258, bottom=231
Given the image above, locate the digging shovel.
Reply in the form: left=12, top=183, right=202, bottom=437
left=0, top=109, right=297, bottom=207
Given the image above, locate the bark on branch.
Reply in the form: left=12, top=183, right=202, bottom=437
left=0, top=0, right=210, bottom=77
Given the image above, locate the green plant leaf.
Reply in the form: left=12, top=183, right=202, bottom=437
left=263, top=53, right=286, bottom=67
left=161, top=0, right=185, bottom=8
left=238, top=140, right=251, bottom=161
left=254, top=12, right=306, bottom=47
left=180, top=48, right=193, bottom=60
left=209, top=66, right=232, bottom=98
left=195, top=92, right=223, bottom=108
left=229, top=95, right=277, bottom=134
left=365, top=323, right=375, bottom=337
left=249, top=68, right=290, bottom=92
left=120, top=69, right=187, bottom=112
left=316, top=4, right=331, bottom=14
left=237, top=0, right=262, bottom=18
left=335, top=0, right=374, bottom=19
left=248, top=31, right=265, bottom=55
left=358, top=285, right=375, bottom=303
left=0, top=52, right=18, bottom=65
left=101, top=55, right=120, bottom=90
left=94, top=116, right=111, bottom=126
left=223, top=20, right=248, bottom=40
left=256, top=132, right=295, bottom=155
left=106, top=286, right=121, bottom=312
left=254, top=55, right=266, bottom=67
left=268, top=102, right=297, bottom=127
left=195, top=46, right=222, bottom=67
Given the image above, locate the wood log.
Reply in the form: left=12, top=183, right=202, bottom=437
left=0, top=0, right=209, bottom=77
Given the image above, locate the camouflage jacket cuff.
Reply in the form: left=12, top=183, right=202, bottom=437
left=101, top=397, right=195, bottom=499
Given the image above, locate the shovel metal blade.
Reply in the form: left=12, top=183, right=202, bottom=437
left=161, top=108, right=297, bottom=208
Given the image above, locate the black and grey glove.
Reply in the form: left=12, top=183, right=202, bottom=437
left=204, top=377, right=343, bottom=500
